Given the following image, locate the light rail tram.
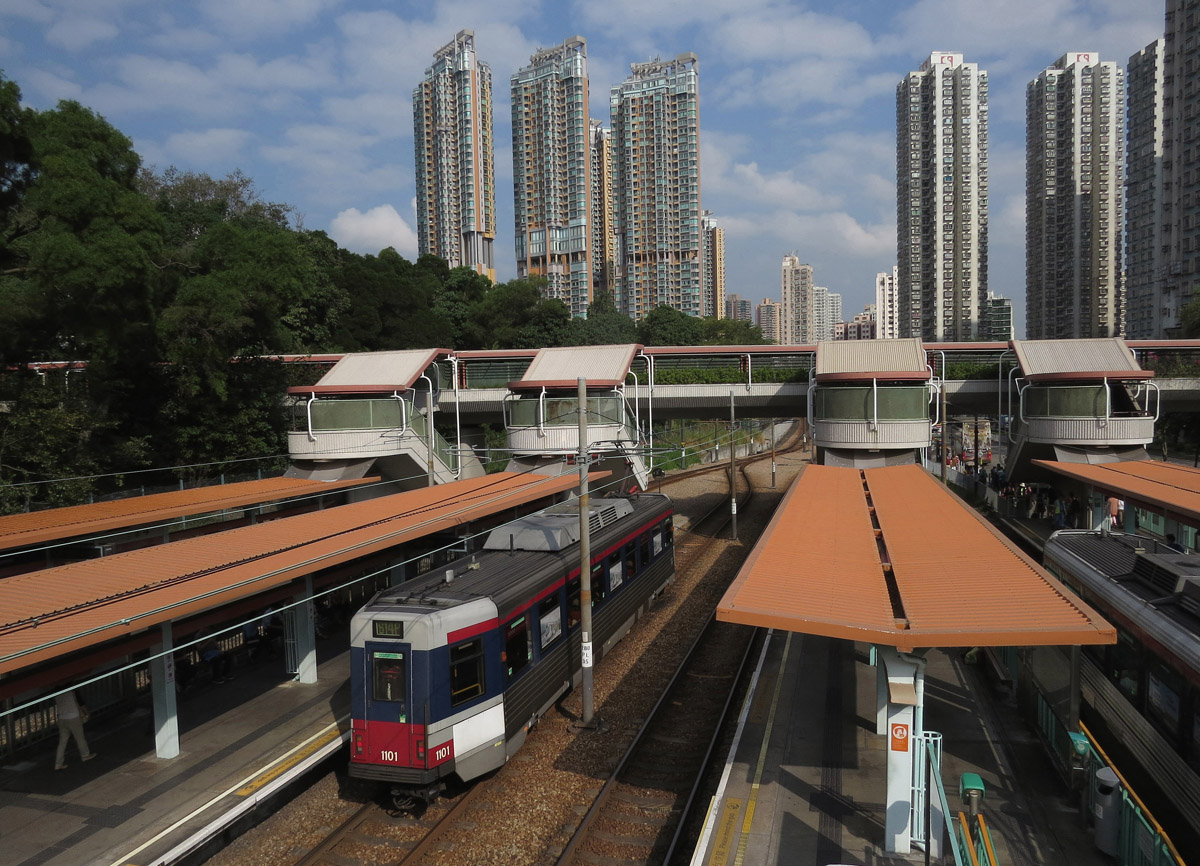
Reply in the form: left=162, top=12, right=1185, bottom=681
left=1042, top=529, right=1200, bottom=853
left=347, top=492, right=674, bottom=809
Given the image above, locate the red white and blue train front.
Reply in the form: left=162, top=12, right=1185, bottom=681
left=349, top=592, right=504, bottom=807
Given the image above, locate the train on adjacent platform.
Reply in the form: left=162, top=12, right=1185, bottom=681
left=1042, top=529, right=1200, bottom=852
left=347, top=492, right=675, bottom=809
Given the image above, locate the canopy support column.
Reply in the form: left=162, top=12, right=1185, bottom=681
left=292, top=577, right=318, bottom=684
left=150, top=622, right=179, bottom=759
left=877, top=646, right=940, bottom=856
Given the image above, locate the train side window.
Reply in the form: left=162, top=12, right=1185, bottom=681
left=624, top=543, right=636, bottom=579
left=639, top=532, right=651, bottom=568
left=539, top=595, right=563, bottom=650
left=608, top=551, right=623, bottom=591
left=504, top=617, right=531, bottom=681
left=652, top=529, right=663, bottom=556
left=663, top=517, right=674, bottom=547
left=449, top=638, right=486, bottom=706
left=1146, top=662, right=1183, bottom=739
left=372, top=652, right=407, bottom=714
left=1110, top=630, right=1141, bottom=705
left=567, top=578, right=581, bottom=628
left=592, top=562, right=607, bottom=605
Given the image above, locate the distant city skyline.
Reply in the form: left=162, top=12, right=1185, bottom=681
left=1, top=1, right=1166, bottom=337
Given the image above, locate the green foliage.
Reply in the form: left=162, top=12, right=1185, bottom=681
left=576, top=289, right=637, bottom=346
left=637, top=305, right=705, bottom=347
left=700, top=316, right=769, bottom=345
left=945, top=361, right=1006, bottom=380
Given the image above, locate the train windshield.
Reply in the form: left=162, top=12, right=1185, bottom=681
left=372, top=651, right=407, bottom=712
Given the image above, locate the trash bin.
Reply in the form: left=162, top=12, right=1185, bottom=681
left=1093, top=766, right=1121, bottom=855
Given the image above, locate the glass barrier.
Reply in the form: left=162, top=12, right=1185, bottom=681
left=309, top=398, right=406, bottom=431
left=813, top=386, right=930, bottom=421
left=506, top=395, right=630, bottom=430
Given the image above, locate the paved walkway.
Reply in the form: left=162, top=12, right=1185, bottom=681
left=691, top=631, right=1106, bottom=865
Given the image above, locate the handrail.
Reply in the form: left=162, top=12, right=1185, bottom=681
left=976, top=815, right=999, bottom=866
left=1080, top=721, right=1185, bottom=865
left=305, top=394, right=316, bottom=442
left=957, top=813, right=982, bottom=866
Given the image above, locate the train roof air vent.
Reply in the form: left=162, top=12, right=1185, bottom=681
left=482, top=497, right=634, bottom=552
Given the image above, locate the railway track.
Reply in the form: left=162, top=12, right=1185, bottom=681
left=554, top=613, right=758, bottom=866
left=551, top=435, right=781, bottom=866
left=220, top=438, right=807, bottom=866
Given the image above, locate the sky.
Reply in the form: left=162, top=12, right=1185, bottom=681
left=1, top=0, right=1167, bottom=337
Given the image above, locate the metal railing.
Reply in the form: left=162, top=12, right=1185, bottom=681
left=1032, top=694, right=1185, bottom=866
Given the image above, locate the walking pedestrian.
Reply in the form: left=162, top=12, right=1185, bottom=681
left=54, top=689, right=95, bottom=770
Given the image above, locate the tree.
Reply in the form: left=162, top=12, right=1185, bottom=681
left=700, top=316, right=769, bottom=346
left=576, top=289, right=637, bottom=346
left=637, top=305, right=705, bottom=347
left=462, top=278, right=554, bottom=349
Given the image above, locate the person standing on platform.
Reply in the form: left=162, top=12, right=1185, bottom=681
left=1106, top=495, right=1121, bottom=533
left=54, top=689, right=95, bottom=770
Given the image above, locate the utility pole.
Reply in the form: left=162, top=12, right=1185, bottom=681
left=729, top=390, right=738, bottom=540
left=577, top=378, right=595, bottom=728
left=770, top=418, right=777, bottom=489
left=940, top=382, right=949, bottom=485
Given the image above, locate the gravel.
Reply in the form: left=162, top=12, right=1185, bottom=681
left=203, top=447, right=809, bottom=866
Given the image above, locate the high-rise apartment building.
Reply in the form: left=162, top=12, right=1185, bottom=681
left=413, top=30, right=495, bottom=280
left=511, top=37, right=593, bottom=316
left=702, top=212, right=725, bottom=318
left=610, top=54, right=702, bottom=319
left=756, top=298, right=781, bottom=344
left=590, top=120, right=617, bottom=297
left=725, top=293, right=752, bottom=322
left=1026, top=53, right=1124, bottom=338
left=1160, top=0, right=1200, bottom=332
left=896, top=53, right=990, bottom=340
left=875, top=266, right=900, bottom=339
left=985, top=292, right=1014, bottom=340
left=813, top=287, right=842, bottom=342
left=835, top=307, right=877, bottom=341
left=1126, top=40, right=1167, bottom=338
left=780, top=255, right=814, bottom=344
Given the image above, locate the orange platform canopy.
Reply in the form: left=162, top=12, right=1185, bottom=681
left=718, top=464, right=1115, bottom=650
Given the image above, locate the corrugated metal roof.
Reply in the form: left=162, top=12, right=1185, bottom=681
left=1033, top=459, right=1200, bottom=524
left=514, top=344, right=641, bottom=389
left=1011, top=338, right=1150, bottom=381
left=289, top=349, right=446, bottom=394
left=0, top=471, right=592, bottom=675
left=0, top=477, right=375, bottom=553
left=718, top=464, right=1114, bottom=648
left=815, top=338, right=929, bottom=381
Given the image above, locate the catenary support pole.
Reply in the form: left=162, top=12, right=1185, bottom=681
left=578, top=377, right=595, bottom=727
left=729, top=390, right=737, bottom=540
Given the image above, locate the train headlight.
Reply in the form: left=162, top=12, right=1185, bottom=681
left=353, top=731, right=365, bottom=756
left=416, top=737, right=426, bottom=763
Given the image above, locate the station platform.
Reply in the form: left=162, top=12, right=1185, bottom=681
left=691, top=630, right=1109, bottom=866
left=1, top=646, right=351, bottom=866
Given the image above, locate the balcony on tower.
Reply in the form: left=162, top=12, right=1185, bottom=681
left=1005, top=338, right=1157, bottom=481
left=808, top=338, right=936, bottom=468
left=503, top=344, right=650, bottom=493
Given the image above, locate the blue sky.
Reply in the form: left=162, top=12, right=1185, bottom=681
left=2, top=0, right=1166, bottom=336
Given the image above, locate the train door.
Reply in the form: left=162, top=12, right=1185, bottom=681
left=362, top=643, right=413, bottom=766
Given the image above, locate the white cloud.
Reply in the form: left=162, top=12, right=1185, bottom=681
left=200, top=0, right=344, bottom=38
left=21, top=67, right=84, bottom=103
left=162, top=127, right=254, bottom=167
left=44, top=16, right=118, bottom=50
left=328, top=204, right=418, bottom=257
